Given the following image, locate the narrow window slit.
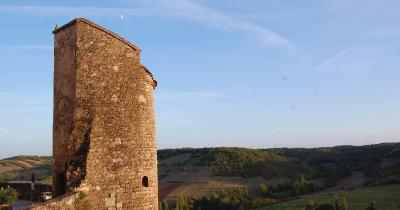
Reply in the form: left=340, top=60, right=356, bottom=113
left=142, top=176, right=149, bottom=187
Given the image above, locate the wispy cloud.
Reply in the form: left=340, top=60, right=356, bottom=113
left=144, top=0, right=293, bottom=50
left=317, top=50, right=348, bottom=69
left=0, top=0, right=293, bottom=50
left=316, top=48, right=383, bottom=73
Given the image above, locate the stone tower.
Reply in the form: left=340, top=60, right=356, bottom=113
left=53, top=18, right=158, bottom=209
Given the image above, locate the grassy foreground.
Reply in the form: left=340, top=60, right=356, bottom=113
left=258, top=184, right=400, bottom=210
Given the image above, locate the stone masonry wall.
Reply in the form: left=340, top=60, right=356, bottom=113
left=52, top=22, right=77, bottom=197
left=28, top=193, right=78, bottom=210
left=49, top=19, right=158, bottom=210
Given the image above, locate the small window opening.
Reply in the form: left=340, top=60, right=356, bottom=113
left=142, top=176, right=149, bottom=187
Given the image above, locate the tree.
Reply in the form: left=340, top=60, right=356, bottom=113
left=175, top=197, right=192, bottom=210
left=317, top=204, right=335, bottom=210
left=293, top=174, right=307, bottom=194
left=305, top=200, right=317, bottom=210
left=259, top=184, right=269, bottom=196
left=0, top=187, right=17, bottom=205
left=339, top=198, right=348, bottom=210
left=159, top=200, right=170, bottom=210
left=334, top=197, right=340, bottom=210
left=364, top=201, right=376, bottom=210
left=73, top=191, right=93, bottom=210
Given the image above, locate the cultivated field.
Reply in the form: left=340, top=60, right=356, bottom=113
left=259, top=184, right=400, bottom=210
left=0, top=156, right=51, bottom=183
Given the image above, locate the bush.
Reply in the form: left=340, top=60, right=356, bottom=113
left=191, top=188, right=274, bottom=210
left=316, top=204, right=334, bottom=210
left=159, top=200, right=170, bottom=210
left=305, top=200, right=317, bottom=210
left=339, top=198, right=348, bottom=210
left=364, top=201, right=376, bottom=210
left=73, top=192, right=93, bottom=210
left=0, top=187, right=17, bottom=205
left=192, top=188, right=249, bottom=210
left=174, top=197, right=192, bottom=210
left=259, top=184, right=269, bottom=196
left=292, top=175, right=316, bottom=195
left=249, top=198, right=276, bottom=208
left=0, top=175, right=8, bottom=183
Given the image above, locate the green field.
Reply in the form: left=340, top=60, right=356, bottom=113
left=259, top=185, right=400, bottom=210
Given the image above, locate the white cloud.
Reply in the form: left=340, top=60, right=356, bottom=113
left=0, top=0, right=293, bottom=50
left=317, top=50, right=348, bottom=69
left=144, top=0, right=293, bottom=50
left=316, top=49, right=383, bottom=73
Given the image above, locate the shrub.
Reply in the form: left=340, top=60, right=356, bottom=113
left=317, top=204, right=335, bottom=210
left=292, top=174, right=316, bottom=195
left=339, top=198, right=348, bottom=210
left=174, top=196, right=192, bottom=210
left=159, top=200, right=170, bottom=210
left=191, top=188, right=274, bottom=210
left=0, top=187, right=17, bottom=205
left=305, top=200, right=317, bottom=210
left=0, top=175, right=8, bottom=183
left=364, top=201, right=376, bottom=210
left=249, top=198, right=276, bottom=208
left=192, top=188, right=249, bottom=210
left=73, top=191, right=93, bottom=210
left=259, top=184, right=269, bottom=196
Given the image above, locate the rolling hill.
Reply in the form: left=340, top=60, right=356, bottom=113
left=1, top=142, right=400, bottom=209
left=0, top=156, right=51, bottom=184
left=258, top=184, right=400, bottom=210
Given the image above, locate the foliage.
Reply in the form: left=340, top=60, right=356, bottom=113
left=192, top=188, right=249, bottom=210
left=174, top=197, right=192, bottom=210
left=339, top=198, right=348, bottom=210
left=191, top=188, right=275, bottom=210
left=261, top=184, right=400, bottom=210
left=12, top=164, right=52, bottom=181
left=305, top=200, right=317, bottom=210
left=193, top=147, right=311, bottom=179
left=317, top=204, right=335, bottom=210
left=2, top=156, right=51, bottom=162
left=259, top=184, right=269, bottom=196
left=157, top=143, right=400, bottom=186
left=159, top=200, right=170, bottom=210
left=0, top=187, right=17, bottom=205
left=292, top=174, right=316, bottom=195
left=73, top=191, right=93, bottom=210
left=158, top=148, right=194, bottom=161
left=0, top=156, right=52, bottom=182
left=364, top=201, right=376, bottom=210
left=0, top=175, right=8, bottom=183
left=334, top=197, right=340, bottom=210
left=268, top=143, right=400, bottom=182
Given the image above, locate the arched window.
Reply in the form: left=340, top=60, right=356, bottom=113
left=142, top=176, right=149, bottom=187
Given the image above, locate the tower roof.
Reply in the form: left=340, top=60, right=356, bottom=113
left=53, top=18, right=157, bottom=88
left=53, top=18, right=140, bottom=51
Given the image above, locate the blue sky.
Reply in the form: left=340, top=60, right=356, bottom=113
left=0, top=0, right=399, bottom=158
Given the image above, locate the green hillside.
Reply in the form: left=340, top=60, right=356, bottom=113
left=1, top=142, right=400, bottom=210
left=0, top=156, right=51, bottom=183
left=258, top=184, right=400, bottom=210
